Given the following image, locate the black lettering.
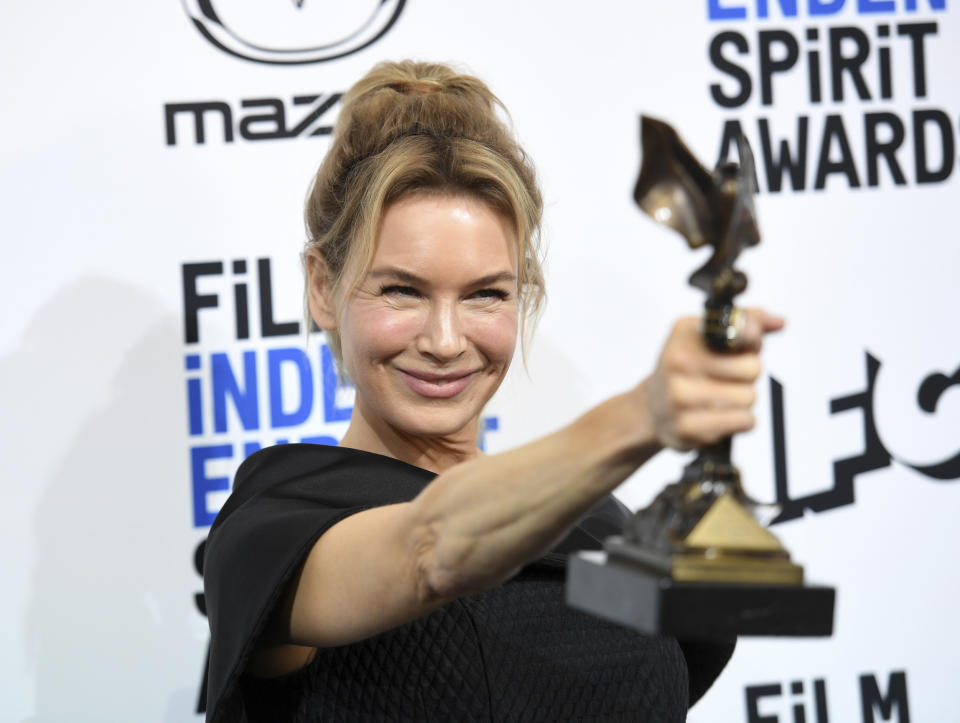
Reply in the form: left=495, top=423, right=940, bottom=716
left=182, top=262, right=223, bottom=344
left=195, top=539, right=209, bottom=714
left=717, top=120, right=746, bottom=169
left=877, top=24, right=893, bottom=99
left=814, top=115, right=860, bottom=190
left=759, top=116, right=808, bottom=192
left=759, top=30, right=800, bottom=106
left=165, top=102, right=233, bottom=146
left=913, top=109, right=954, bottom=183
left=710, top=32, right=753, bottom=108
left=829, top=26, right=871, bottom=102
left=897, top=22, right=937, bottom=99
left=258, top=258, right=300, bottom=337
left=806, top=27, right=822, bottom=104
left=791, top=681, right=807, bottom=723
left=813, top=679, right=828, bottom=723
left=771, top=377, right=792, bottom=520
left=194, top=539, right=206, bottom=615
left=717, top=119, right=761, bottom=191
left=860, top=671, right=910, bottom=723
left=918, top=366, right=960, bottom=412
left=829, top=352, right=891, bottom=503
left=232, top=260, right=250, bottom=340
left=239, top=98, right=288, bottom=140
left=771, top=353, right=892, bottom=523
left=746, top=683, right=782, bottom=723
left=904, top=365, right=960, bottom=480
left=289, top=93, right=343, bottom=137
left=865, top=112, right=907, bottom=186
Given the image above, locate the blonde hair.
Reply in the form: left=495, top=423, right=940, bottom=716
left=304, top=60, right=545, bottom=365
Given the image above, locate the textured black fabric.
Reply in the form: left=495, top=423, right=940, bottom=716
left=204, top=444, right=734, bottom=722
left=241, top=566, right=690, bottom=723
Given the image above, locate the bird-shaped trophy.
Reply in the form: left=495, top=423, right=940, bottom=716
left=567, top=117, right=835, bottom=639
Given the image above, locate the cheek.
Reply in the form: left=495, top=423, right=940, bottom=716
left=469, top=311, right=519, bottom=362
left=341, top=305, right=422, bottom=361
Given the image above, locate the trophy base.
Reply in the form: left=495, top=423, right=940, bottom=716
left=566, top=550, right=835, bottom=639
left=606, top=536, right=804, bottom=585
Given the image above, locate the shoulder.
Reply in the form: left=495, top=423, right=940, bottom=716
left=202, top=445, right=435, bottom=719
left=232, top=443, right=381, bottom=493
left=209, top=443, right=435, bottom=536
left=235, top=443, right=434, bottom=489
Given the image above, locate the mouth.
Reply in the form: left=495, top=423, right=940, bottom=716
left=397, top=369, right=476, bottom=399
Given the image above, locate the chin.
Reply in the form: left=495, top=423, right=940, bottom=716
left=386, top=403, right=484, bottom=441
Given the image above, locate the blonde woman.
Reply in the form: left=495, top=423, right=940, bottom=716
left=204, top=61, right=780, bottom=722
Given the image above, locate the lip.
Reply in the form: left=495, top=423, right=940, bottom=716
left=397, top=369, right=476, bottom=399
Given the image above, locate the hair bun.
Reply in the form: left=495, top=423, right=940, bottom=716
left=388, top=77, right=445, bottom=95
left=329, top=61, right=510, bottom=172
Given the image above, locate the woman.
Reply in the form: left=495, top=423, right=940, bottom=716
left=204, top=60, right=781, bottom=722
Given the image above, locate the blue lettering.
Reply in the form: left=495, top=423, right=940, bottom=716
left=810, top=0, right=847, bottom=13
left=479, top=416, right=500, bottom=452
left=191, top=444, right=233, bottom=527
left=187, top=378, right=203, bottom=435
left=268, top=347, right=314, bottom=427
left=321, top=344, right=353, bottom=422
left=859, top=0, right=896, bottom=11
left=709, top=0, right=944, bottom=17
left=758, top=0, right=799, bottom=17
left=186, top=354, right=203, bottom=435
left=212, top=350, right=259, bottom=433
left=709, top=0, right=748, bottom=19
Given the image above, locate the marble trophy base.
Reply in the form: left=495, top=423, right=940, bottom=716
left=566, top=548, right=835, bottom=639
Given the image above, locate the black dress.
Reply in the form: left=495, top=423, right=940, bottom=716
left=203, top=444, right=734, bottom=722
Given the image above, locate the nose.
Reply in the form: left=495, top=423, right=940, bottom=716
left=417, top=299, right=466, bottom=362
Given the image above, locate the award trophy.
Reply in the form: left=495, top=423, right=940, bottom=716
left=566, top=117, right=835, bottom=639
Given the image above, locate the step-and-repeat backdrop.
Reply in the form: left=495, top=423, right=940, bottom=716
left=3, top=2, right=957, bottom=721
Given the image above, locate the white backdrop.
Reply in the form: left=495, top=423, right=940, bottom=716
left=2, top=2, right=957, bottom=721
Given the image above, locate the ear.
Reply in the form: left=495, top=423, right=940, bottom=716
left=305, top=249, right=338, bottom=331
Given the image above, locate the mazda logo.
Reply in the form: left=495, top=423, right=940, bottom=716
left=182, top=0, right=406, bottom=65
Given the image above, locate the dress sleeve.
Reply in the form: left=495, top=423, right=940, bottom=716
left=202, top=444, right=434, bottom=723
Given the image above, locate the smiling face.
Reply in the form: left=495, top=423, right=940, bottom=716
left=331, top=193, right=520, bottom=447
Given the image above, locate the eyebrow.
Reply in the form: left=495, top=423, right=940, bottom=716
left=367, top=268, right=517, bottom=286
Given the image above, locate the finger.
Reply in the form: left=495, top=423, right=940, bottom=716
left=757, top=309, right=786, bottom=333
left=673, top=408, right=757, bottom=448
left=700, top=352, right=763, bottom=382
left=666, top=376, right=757, bottom=411
left=734, top=308, right=785, bottom=352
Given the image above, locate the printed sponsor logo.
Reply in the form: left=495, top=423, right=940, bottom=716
left=704, top=1, right=955, bottom=191
left=182, top=0, right=406, bottom=65
left=164, top=93, right=342, bottom=146
left=770, top=352, right=960, bottom=521
left=746, top=670, right=910, bottom=723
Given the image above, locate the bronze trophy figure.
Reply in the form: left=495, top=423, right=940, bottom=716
left=566, top=117, right=834, bottom=638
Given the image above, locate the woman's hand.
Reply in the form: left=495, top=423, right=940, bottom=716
left=640, top=309, right=785, bottom=451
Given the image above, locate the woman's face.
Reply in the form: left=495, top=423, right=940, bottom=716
left=338, top=193, right=519, bottom=441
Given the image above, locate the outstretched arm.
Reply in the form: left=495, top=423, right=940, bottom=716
left=250, top=310, right=782, bottom=675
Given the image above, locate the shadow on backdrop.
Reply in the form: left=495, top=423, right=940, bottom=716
left=8, top=277, right=204, bottom=722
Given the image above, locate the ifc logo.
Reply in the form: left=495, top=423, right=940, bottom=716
left=182, top=0, right=406, bottom=65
